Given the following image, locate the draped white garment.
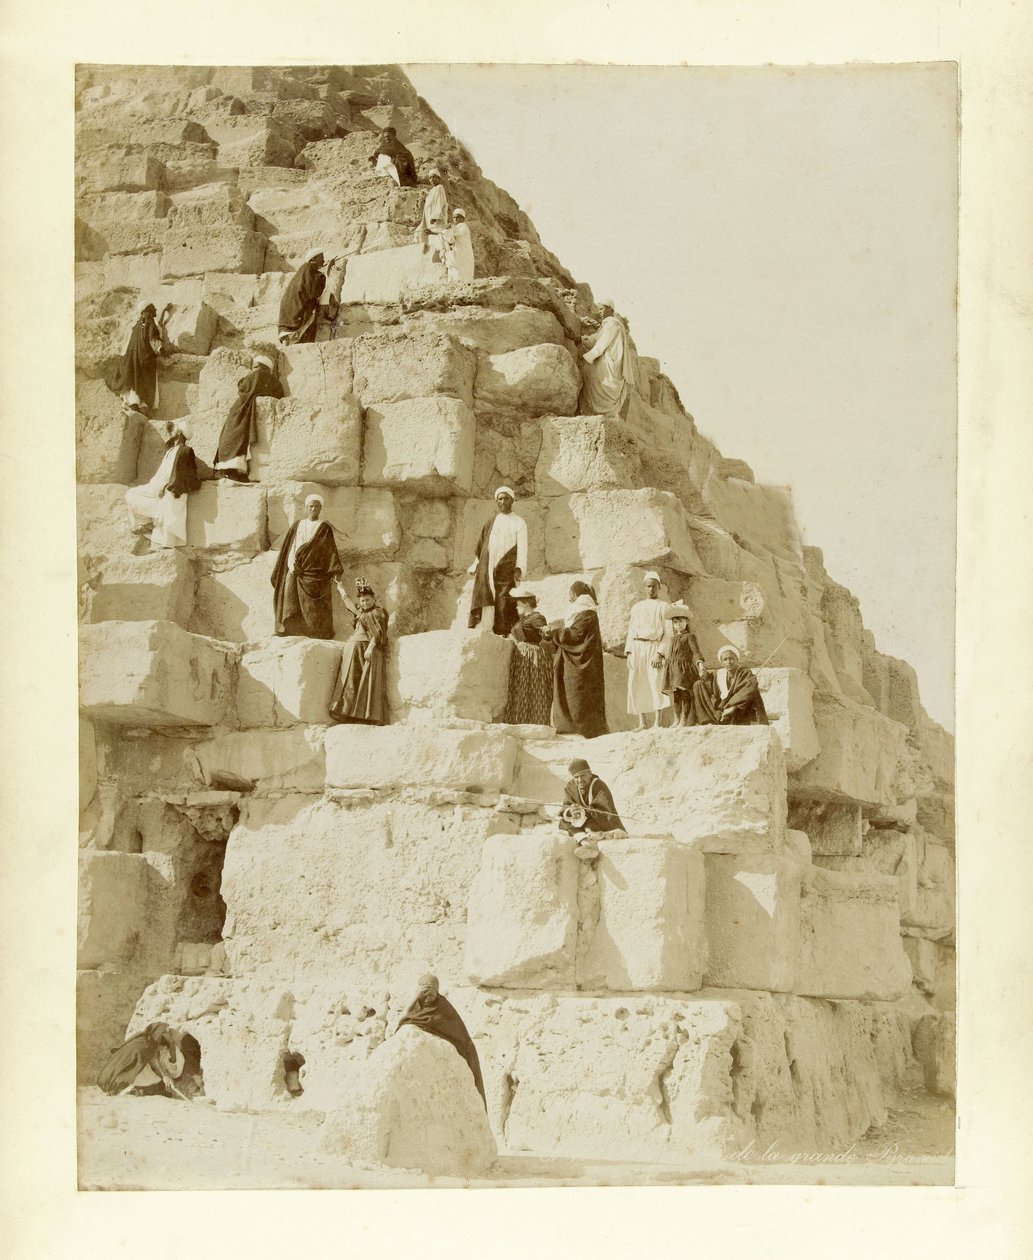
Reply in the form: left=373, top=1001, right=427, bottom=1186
left=287, top=517, right=321, bottom=573
left=124, top=445, right=187, bottom=548
left=485, top=512, right=527, bottom=597
left=442, top=222, right=475, bottom=282
left=624, top=598, right=673, bottom=714
left=581, top=315, right=637, bottom=416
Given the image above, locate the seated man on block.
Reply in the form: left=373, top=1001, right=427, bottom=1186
left=559, top=758, right=627, bottom=860
left=692, top=644, right=769, bottom=726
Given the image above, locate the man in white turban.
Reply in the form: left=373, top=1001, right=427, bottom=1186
left=692, top=644, right=769, bottom=725
left=124, top=419, right=200, bottom=549
left=270, top=492, right=343, bottom=638
left=580, top=301, right=638, bottom=417
left=442, top=207, right=475, bottom=283
left=213, top=352, right=283, bottom=482
left=415, top=168, right=449, bottom=256
left=467, top=487, right=528, bottom=636
left=623, top=571, right=674, bottom=728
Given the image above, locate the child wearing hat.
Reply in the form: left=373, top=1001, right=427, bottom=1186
left=662, top=603, right=705, bottom=727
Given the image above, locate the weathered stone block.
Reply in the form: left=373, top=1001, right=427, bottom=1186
left=341, top=242, right=447, bottom=302
left=756, top=667, right=820, bottom=773
left=703, top=855, right=802, bottom=992
left=161, top=225, right=266, bottom=280
left=77, top=150, right=166, bottom=194
left=78, top=620, right=235, bottom=727
left=258, top=397, right=363, bottom=486
left=351, top=331, right=476, bottom=407
left=79, top=718, right=98, bottom=812
left=902, top=934, right=939, bottom=993
left=267, top=483, right=399, bottom=558
left=912, top=1012, right=955, bottom=1098
left=546, top=489, right=704, bottom=574
left=195, top=345, right=255, bottom=412
left=579, top=840, right=707, bottom=992
left=163, top=300, right=219, bottom=355
left=363, top=397, right=475, bottom=496
left=190, top=551, right=277, bottom=643
left=184, top=481, right=266, bottom=554
left=76, top=969, right=153, bottom=1085
left=787, top=800, right=862, bottom=857
left=796, top=866, right=911, bottom=1000
left=78, top=851, right=150, bottom=967
left=168, top=182, right=255, bottom=229
left=392, top=629, right=511, bottom=724
left=79, top=189, right=171, bottom=224
left=473, top=343, right=580, bottom=419
left=909, top=834, right=955, bottom=931
left=535, top=415, right=643, bottom=497
left=83, top=549, right=195, bottom=625
left=280, top=340, right=354, bottom=405
left=193, top=727, right=327, bottom=794
left=207, top=116, right=301, bottom=168
left=75, top=378, right=144, bottom=484
left=465, top=833, right=579, bottom=988
left=790, top=695, right=909, bottom=807
left=325, top=725, right=517, bottom=793
left=236, top=637, right=342, bottom=728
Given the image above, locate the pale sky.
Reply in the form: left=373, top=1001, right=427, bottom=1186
left=407, top=64, right=957, bottom=730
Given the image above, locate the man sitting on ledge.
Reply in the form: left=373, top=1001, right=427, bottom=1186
left=559, top=758, right=627, bottom=861
left=693, top=644, right=769, bottom=726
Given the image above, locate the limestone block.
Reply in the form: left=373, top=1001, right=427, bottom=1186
left=790, top=695, right=909, bottom=807
left=167, top=182, right=255, bottom=229
left=200, top=271, right=259, bottom=317
left=398, top=305, right=568, bottom=356
left=77, top=969, right=154, bottom=1085
left=78, top=851, right=150, bottom=967
left=267, top=483, right=399, bottom=559
left=236, top=637, right=342, bottom=728
left=79, top=718, right=98, bottom=812
left=546, top=489, right=704, bottom=575
left=702, top=472, right=801, bottom=565
left=392, top=629, right=511, bottom=724
left=195, top=346, right=256, bottom=412
left=452, top=500, right=547, bottom=580
left=321, top=1026, right=496, bottom=1176
left=163, top=301, right=219, bottom=355
left=89, top=219, right=169, bottom=256
left=325, top=725, right=517, bottom=793
left=193, top=727, right=327, bottom=794
left=787, top=801, right=862, bottom=857
left=258, top=397, right=363, bottom=486
left=160, top=225, right=266, bottom=280
left=862, top=828, right=919, bottom=922
left=902, top=934, right=939, bottom=993
left=351, top=331, right=476, bottom=407
left=579, top=840, right=707, bottom=992
left=75, top=378, right=144, bottom=483
left=408, top=499, right=452, bottom=539
left=796, top=866, right=911, bottom=1000
left=84, top=549, right=195, bottom=626
left=186, top=481, right=266, bottom=554
left=175, top=943, right=214, bottom=975
left=513, top=727, right=787, bottom=855
left=77, top=150, right=167, bottom=194
left=934, top=944, right=956, bottom=1012
left=909, top=835, right=955, bottom=931
left=363, top=397, right=475, bottom=496
left=79, top=620, right=235, bottom=727
left=280, top=340, right=354, bottom=405
left=755, top=668, right=820, bottom=772
left=190, top=551, right=277, bottom=643
left=465, top=833, right=579, bottom=988
left=703, top=855, right=802, bottom=992
left=784, top=828, right=812, bottom=864
left=473, top=343, right=581, bottom=419
left=912, top=1012, right=956, bottom=1098
left=162, top=159, right=241, bottom=194
left=535, top=415, right=643, bottom=497
left=408, top=539, right=449, bottom=570
left=862, top=646, right=924, bottom=732
left=80, top=189, right=171, bottom=223
left=341, top=242, right=447, bottom=302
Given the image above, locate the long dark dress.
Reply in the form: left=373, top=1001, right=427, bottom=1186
left=663, top=628, right=704, bottom=723
left=503, top=611, right=554, bottom=725
left=692, top=666, right=769, bottom=726
left=214, top=363, right=284, bottom=471
left=551, top=608, right=608, bottom=738
left=109, top=310, right=162, bottom=408
left=97, top=1022, right=174, bottom=1095
left=560, top=774, right=625, bottom=834
left=329, top=604, right=389, bottom=725
left=398, top=993, right=486, bottom=1107
left=278, top=259, right=326, bottom=343
left=270, top=520, right=343, bottom=639
left=373, top=134, right=417, bottom=186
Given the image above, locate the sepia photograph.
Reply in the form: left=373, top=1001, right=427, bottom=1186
left=71, top=59, right=958, bottom=1190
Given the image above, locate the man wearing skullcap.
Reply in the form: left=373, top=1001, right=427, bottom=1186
left=278, top=249, right=328, bottom=345
left=623, top=571, right=674, bottom=729
left=108, top=301, right=172, bottom=414
left=442, top=206, right=475, bottom=283
left=213, top=352, right=283, bottom=483
left=692, top=644, right=769, bottom=726
left=559, top=758, right=625, bottom=860
left=124, top=418, right=200, bottom=549
left=579, top=300, right=637, bottom=418
left=467, top=487, right=528, bottom=636
left=270, top=492, right=343, bottom=638
left=396, top=974, right=485, bottom=1106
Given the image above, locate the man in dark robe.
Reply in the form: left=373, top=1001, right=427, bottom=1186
left=278, top=249, right=328, bottom=345
left=369, top=126, right=418, bottom=187
left=108, top=302, right=171, bottom=413
left=397, top=974, right=486, bottom=1107
left=214, top=353, right=284, bottom=482
left=97, top=1021, right=190, bottom=1098
left=692, top=644, right=769, bottom=726
left=546, top=581, right=608, bottom=739
left=560, top=759, right=625, bottom=833
left=662, top=602, right=706, bottom=726
left=270, top=493, right=343, bottom=639
left=467, top=487, right=528, bottom=636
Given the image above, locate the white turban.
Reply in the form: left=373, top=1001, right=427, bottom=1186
left=717, top=644, right=740, bottom=662
left=304, top=493, right=324, bottom=508
left=453, top=208, right=466, bottom=220
left=643, top=571, right=662, bottom=584
left=174, top=419, right=193, bottom=441
left=304, top=248, right=325, bottom=263
left=253, top=354, right=274, bottom=370
left=494, top=486, right=516, bottom=500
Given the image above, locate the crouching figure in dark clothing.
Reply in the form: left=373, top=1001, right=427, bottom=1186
left=692, top=644, right=769, bottom=726
left=396, top=974, right=486, bottom=1108
left=559, top=758, right=627, bottom=861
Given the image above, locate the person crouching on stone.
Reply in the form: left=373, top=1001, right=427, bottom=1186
left=328, top=577, right=389, bottom=725
left=124, top=418, right=200, bottom=550
left=108, top=302, right=171, bottom=415
left=693, top=644, right=769, bottom=726
left=97, top=1021, right=192, bottom=1101
left=467, top=486, right=528, bottom=636
left=396, top=974, right=486, bottom=1107
left=278, top=249, right=328, bottom=346
left=662, top=602, right=705, bottom=726
left=271, top=493, right=343, bottom=639
left=213, top=353, right=283, bottom=483
left=559, top=758, right=626, bottom=860
left=502, top=586, right=555, bottom=726
left=369, top=126, right=417, bottom=188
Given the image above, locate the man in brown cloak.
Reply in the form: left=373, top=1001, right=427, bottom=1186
left=278, top=249, right=328, bottom=345
left=214, top=353, right=283, bottom=482
left=270, top=493, right=343, bottom=639
left=692, top=644, right=769, bottom=725
left=546, top=581, right=609, bottom=739
left=397, top=974, right=486, bottom=1107
left=108, top=302, right=171, bottom=413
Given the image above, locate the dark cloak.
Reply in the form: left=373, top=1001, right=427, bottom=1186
left=398, top=993, right=486, bottom=1106
left=166, top=439, right=202, bottom=497
left=468, top=516, right=520, bottom=636
left=663, top=628, right=704, bottom=693
left=278, top=259, right=326, bottom=341
left=97, top=1022, right=174, bottom=1095
left=329, top=604, right=389, bottom=725
left=270, top=520, right=343, bottom=639
left=373, top=134, right=417, bottom=186
left=215, top=364, right=284, bottom=466
left=551, top=609, right=608, bottom=738
left=693, top=666, right=769, bottom=726
left=109, top=310, right=162, bottom=408
left=561, top=774, right=625, bottom=834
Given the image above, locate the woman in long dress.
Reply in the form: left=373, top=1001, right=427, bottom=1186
left=503, top=587, right=555, bottom=725
left=97, top=1021, right=190, bottom=1099
left=109, top=302, right=171, bottom=414
left=329, top=578, right=390, bottom=725
left=545, top=581, right=608, bottom=739
left=124, top=418, right=200, bottom=549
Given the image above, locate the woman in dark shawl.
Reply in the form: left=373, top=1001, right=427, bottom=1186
left=397, top=975, right=486, bottom=1107
left=328, top=577, right=390, bottom=725
left=545, top=581, right=608, bottom=739
left=503, top=587, right=555, bottom=726
left=214, top=352, right=284, bottom=482
left=270, top=493, right=343, bottom=639
left=109, top=302, right=170, bottom=413
left=97, top=1021, right=190, bottom=1099
left=278, top=249, right=327, bottom=345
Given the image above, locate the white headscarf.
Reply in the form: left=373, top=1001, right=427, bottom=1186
left=564, top=592, right=598, bottom=627
left=304, top=248, right=324, bottom=263
left=174, top=419, right=193, bottom=441
left=494, top=485, right=516, bottom=500
left=253, top=354, right=274, bottom=370
left=717, top=644, right=740, bottom=663
left=304, top=493, right=324, bottom=508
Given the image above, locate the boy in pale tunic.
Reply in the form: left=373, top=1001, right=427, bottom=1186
left=623, top=571, right=673, bottom=728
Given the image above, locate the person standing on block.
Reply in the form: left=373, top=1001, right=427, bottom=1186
left=329, top=577, right=390, bottom=726
left=579, top=301, right=637, bottom=418
left=213, top=353, right=283, bottom=483
left=415, top=168, right=448, bottom=255
left=442, top=207, right=475, bottom=282
left=623, top=571, right=673, bottom=730
left=124, top=418, right=200, bottom=550
left=271, top=493, right=343, bottom=639
left=467, top=486, right=528, bottom=636
left=278, top=249, right=328, bottom=346
left=502, top=586, right=555, bottom=726
left=369, top=126, right=418, bottom=187
left=108, top=301, right=171, bottom=415
left=545, top=581, right=609, bottom=739
left=662, top=602, right=706, bottom=726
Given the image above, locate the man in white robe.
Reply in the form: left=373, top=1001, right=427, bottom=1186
left=623, top=571, right=673, bottom=728
left=442, top=208, right=475, bottom=283
left=467, top=486, right=528, bottom=636
left=124, top=419, right=197, bottom=549
left=415, top=168, right=449, bottom=257
left=580, top=302, right=637, bottom=417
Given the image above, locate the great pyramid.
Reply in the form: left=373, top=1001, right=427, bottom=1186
left=75, top=62, right=955, bottom=1176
